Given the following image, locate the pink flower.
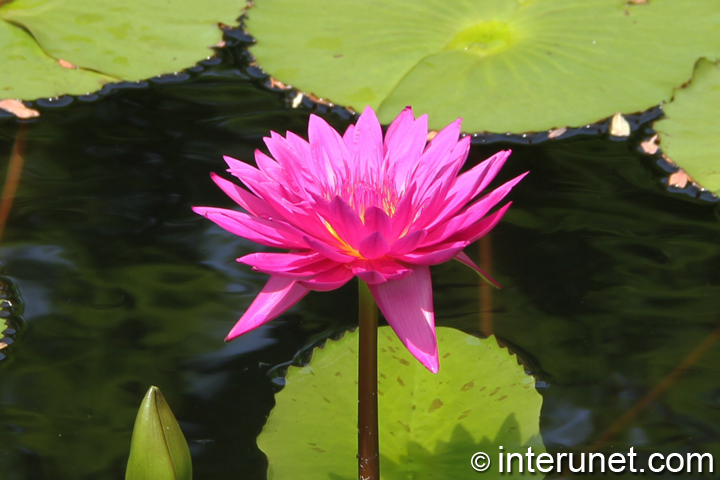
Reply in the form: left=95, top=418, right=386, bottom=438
left=194, top=107, right=525, bottom=373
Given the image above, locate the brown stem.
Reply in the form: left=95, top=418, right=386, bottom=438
left=0, top=123, right=27, bottom=245
left=358, top=280, right=379, bottom=480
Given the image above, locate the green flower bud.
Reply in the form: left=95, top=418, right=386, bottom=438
left=126, top=386, right=192, bottom=480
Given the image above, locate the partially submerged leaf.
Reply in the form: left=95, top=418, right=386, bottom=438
left=246, top=0, right=720, bottom=133
left=126, top=386, right=192, bottom=480
left=654, top=59, right=720, bottom=193
left=0, top=0, right=241, bottom=101
left=259, top=326, right=545, bottom=479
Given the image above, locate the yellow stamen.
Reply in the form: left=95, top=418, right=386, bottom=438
left=324, top=220, right=363, bottom=258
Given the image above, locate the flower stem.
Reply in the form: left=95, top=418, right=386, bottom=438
left=358, top=280, right=379, bottom=480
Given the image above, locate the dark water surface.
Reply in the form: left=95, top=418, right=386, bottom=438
left=1, top=31, right=720, bottom=480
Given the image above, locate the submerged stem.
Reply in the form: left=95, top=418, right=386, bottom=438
left=358, top=280, right=379, bottom=480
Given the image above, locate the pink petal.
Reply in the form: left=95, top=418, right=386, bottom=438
left=409, top=118, right=462, bottom=189
left=363, top=206, right=392, bottom=240
left=300, top=265, right=354, bottom=291
left=224, top=155, right=271, bottom=198
left=454, top=251, right=502, bottom=289
left=302, top=235, right=356, bottom=263
left=368, top=265, right=438, bottom=373
left=226, top=276, right=310, bottom=340
left=308, top=115, right=351, bottom=187
left=397, top=241, right=468, bottom=265
left=429, top=150, right=512, bottom=229
left=192, top=207, right=306, bottom=249
left=384, top=108, right=428, bottom=189
left=358, top=231, right=390, bottom=259
left=447, top=202, right=512, bottom=244
left=351, top=258, right=411, bottom=284
left=352, top=107, right=384, bottom=180
left=388, top=183, right=417, bottom=241
left=327, top=196, right=365, bottom=247
left=422, top=173, right=526, bottom=246
left=388, top=230, right=427, bottom=256
left=210, top=173, right=276, bottom=218
left=351, top=258, right=387, bottom=284
left=237, top=251, right=337, bottom=277
left=342, top=124, right=356, bottom=153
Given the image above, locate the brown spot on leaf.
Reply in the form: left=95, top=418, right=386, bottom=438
left=397, top=377, right=405, bottom=387
left=498, top=395, right=508, bottom=401
left=489, top=387, right=501, bottom=396
left=428, top=398, right=443, bottom=413
left=323, top=397, right=331, bottom=403
left=443, top=352, right=450, bottom=358
left=392, top=356, right=409, bottom=366
left=461, top=381, right=474, bottom=391
left=335, top=371, right=342, bottom=377
left=458, top=409, right=472, bottom=420
left=311, top=447, right=326, bottom=453
left=380, top=373, right=386, bottom=379
left=397, top=420, right=410, bottom=433
left=333, top=54, right=343, bottom=58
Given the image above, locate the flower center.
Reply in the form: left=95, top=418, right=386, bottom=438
left=337, top=180, right=399, bottom=221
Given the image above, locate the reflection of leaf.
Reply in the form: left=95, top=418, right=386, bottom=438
left=247, top=0, right=720, bottom=133
left=654, top=59, right=720, bottom=193
left=259, top=326, right=545, bottom=479
left=0, top=0, right=241, bottom=101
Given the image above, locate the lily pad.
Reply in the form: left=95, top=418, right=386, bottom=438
left=246, top=0, right=720, bottom=133
left=0, top=0, right=241, bottom=101
left=259, top=326, right=545, bottom=479
left=654, top=59, right=720, bottom=193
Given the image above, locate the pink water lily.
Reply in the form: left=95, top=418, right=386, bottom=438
left=194, top=107, right=525, bottom=373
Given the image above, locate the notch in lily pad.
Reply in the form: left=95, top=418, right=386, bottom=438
left=126, top=386, right=192, bottom=480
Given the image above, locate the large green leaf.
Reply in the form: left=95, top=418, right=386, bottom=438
left=259, top=326, right=545, bottom=479
left=654, top=59, right=720, bottom=193
left=246, top=0, right=720, bottom=133
left=0, top=0, right=241, bottom=101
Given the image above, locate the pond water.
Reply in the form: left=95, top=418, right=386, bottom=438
left=1, top=30, right=720, bottom=480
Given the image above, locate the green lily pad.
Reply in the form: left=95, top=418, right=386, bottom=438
left=259, top=326, right=545, bottom=479
left=246, top=0, right=720, bottom=133
left=654, top=59, right=720, bottom=193
left=0, top=0, right=241, bottom=101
